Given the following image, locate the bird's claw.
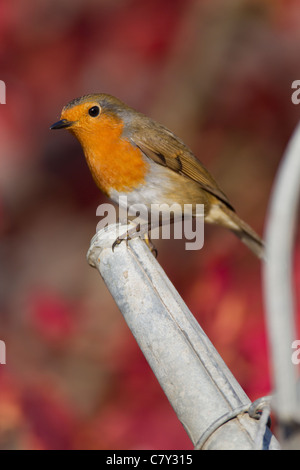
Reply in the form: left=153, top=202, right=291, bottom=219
left=112, top=234, right=130, bottom=252
left=111, top=225, right=158, bottom=257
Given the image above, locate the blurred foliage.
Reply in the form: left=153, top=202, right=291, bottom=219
left=0, top=0, right=300, bottom=449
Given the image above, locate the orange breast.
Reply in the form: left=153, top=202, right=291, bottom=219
left=72, top=116, right=148, bottom=195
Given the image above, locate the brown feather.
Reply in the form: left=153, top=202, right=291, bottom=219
left=129, top=119, right=234, bottom=211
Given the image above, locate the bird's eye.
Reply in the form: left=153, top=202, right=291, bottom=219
left=88, top=106, right=100, bottom=117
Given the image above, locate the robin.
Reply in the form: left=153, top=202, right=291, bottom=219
left=50, top=93, right=264, bottom=258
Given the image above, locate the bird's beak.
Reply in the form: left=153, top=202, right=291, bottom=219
left=50, top=119, right=74, bottom=130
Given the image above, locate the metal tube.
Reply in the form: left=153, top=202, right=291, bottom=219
left=87, top=224, right=279, bottom=449
left=264, top=121, right=300, bottom=425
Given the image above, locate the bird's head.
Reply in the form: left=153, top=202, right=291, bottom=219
left=50, top=93, right=134, bottom=145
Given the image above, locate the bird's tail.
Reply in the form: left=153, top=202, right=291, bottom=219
left=208, top=203, right=265, bottom=260
left=223, top=205, right=265, bottom=259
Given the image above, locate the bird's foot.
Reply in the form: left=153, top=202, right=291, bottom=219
left=112, top=223, right=157, bottom=257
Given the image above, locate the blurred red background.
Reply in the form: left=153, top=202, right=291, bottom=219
left=0, top=0, right=300, bottom=449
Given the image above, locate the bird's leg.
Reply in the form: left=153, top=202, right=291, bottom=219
left=112, top=220, right=157, bottom=256
left=111, top=222, right=141, bottom=251
left=143, top=230, right=158, bottom=257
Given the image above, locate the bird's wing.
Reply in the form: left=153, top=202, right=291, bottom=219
left=131, top=122, right=234, bottom=210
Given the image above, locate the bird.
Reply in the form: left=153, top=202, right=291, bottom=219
left=50, top=93, right=264, bottom=259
